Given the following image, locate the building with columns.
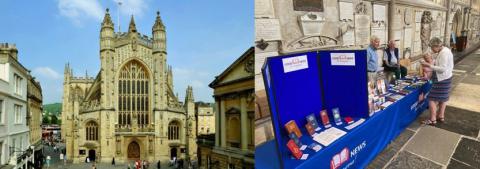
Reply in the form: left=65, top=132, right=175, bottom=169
left=0, top=43, right=35, bottom=168
left=198, top=47, right=254, bottom=169
left=61, top=9, right=197, bottom=164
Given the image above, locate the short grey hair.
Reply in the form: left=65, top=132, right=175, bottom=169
left=429, top=37, right=443, bottom=47
left=370, top=35, right=380, bottom=42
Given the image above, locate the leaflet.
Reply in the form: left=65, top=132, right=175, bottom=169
left=313, top=127, right=346, bottom=146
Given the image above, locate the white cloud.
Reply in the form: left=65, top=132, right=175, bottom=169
left=32, top=67, right=61, bottom=79
left=114, top=0, right=148, bottom=18
left=57, top=0, right=104, bottom=25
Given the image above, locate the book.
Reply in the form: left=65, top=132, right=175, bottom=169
left=306, top=113, right=321, bottom=131
left=344, top=117, right=354, bottom=124
left=305, top=123, right=316, bottom=136
left=288, top=132, right=303, bottom=148
left=332, top=108, right=343, bottom=125
left=320, top=110, right=332, bottom=128
left=285, top=120, right=302, bottom=138
left=287, top=139, right=303, bottom=160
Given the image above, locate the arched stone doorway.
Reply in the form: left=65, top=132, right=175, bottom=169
left=128, top=141, right=141, bottom=160
left=88, top=149, right=96, bottom=162
left=170, top=147, right=177, bottom=160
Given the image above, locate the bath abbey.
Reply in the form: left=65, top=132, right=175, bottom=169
left=61, top=9, right=197, bottom=163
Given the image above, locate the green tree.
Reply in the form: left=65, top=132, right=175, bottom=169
left=51, top=115, right=58, bottom=124
left=42, top=115, right=50, bottom=124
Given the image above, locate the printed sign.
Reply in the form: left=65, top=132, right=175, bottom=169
left=282, top=55, right=309, bottom=73
left=331, top=53, right=355, bottom=66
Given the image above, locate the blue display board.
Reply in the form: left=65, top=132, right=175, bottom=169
left=256, top=83, right=430, bottom=168
left=262, top=50, right=369, bottom=169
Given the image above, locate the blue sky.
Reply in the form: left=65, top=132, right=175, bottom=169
left=0, top=0, right=253, bottom=104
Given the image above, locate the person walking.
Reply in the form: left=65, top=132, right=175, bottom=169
left=421, top=37, right=454, bottom=125
left=157, top=160, right=161, bottom=169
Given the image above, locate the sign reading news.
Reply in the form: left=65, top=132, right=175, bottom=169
left=282, top=55, right=309, bottom=73
left=331, top=53, right=355, bottom=66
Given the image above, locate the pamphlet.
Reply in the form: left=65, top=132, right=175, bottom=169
left=332, top=108, right=343, bottom=125
left=285, top=120, right=302, bottom=138
left=345, top=118, right=365, bottom=130
left=313, top=127, right=346, bottom=146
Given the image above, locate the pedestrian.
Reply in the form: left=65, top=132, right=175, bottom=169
left=128, top=163, right=131, bottom=169
left=46, top=155, right=51, bottom=168
left=421, top=37, right=454, bottom=125
left=142, top=160, right=146, bottom=169
left=112, top=157, right=116, bottom=165
left=157, top=160, right=161, bottom=169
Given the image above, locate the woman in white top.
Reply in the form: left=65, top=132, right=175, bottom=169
left=421, top=37, right=454, bottom=125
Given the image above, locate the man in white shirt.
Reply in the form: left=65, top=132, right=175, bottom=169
left=383, top=40, right=407, bottom=79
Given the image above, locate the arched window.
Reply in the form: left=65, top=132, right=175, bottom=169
left=168, top=121, right=180, bottom=140
left=86, top=121, right=98, bottom=141
left=118, top=60, right=150, bottom=128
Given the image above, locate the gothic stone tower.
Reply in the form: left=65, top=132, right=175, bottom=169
left=62, top=9, right=197, bottom=163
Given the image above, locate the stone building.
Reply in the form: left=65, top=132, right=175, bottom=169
left=27, top=74, right=43, bottom=167
left=198, top=47, right=255, bottom=169
left=255, top=0, right=480, bottom=92
left=61, top=9, right=197, bottom=164
left=195, top=102, right=215, bottom=135
left=0, top=43, right=34, bottom=168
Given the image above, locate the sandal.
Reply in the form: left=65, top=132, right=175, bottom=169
left=437, top=117, right=445, bottom=123
left=422, top=119, right=437, bottom=126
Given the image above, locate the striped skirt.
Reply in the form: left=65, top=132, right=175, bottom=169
left=427, top=73, right=452, bottom=102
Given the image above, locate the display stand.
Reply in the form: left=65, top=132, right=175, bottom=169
left=262, top=50, right=368, bottom=169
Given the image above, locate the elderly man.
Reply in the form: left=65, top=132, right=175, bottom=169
left=367, top=35, right=381, bottom=81
left=383, top=40, right=408, bottom=79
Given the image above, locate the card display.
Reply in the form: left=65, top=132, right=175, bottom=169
left=320, top=110, right=331, bottom=128
left=305, top=123, right=316, bottom=136
left=332, top=108, right=343, bottom=125
left=285, top=120, right=302, bottom=138
left=287, top=139, right=303, bottom=160
left=344, top=117, right=354, bottom=124
left=289, top=132, right=303, bottom=147
left=306, top=113, right=321, bottom=131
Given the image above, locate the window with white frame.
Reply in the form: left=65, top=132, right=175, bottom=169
left=14, top=74, right=22, bottom=95
left=14, top=104, right=22, bottom=124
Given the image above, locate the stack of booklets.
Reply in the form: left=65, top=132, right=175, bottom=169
left=313, top=127, right=346, bottom=146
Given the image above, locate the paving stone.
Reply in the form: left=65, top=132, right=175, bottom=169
left=385, top=151, right=442, bottom=169
left=367, top=130, right=415, bottom=169
left=461, top=74, right=480, bottom=85
left=454, top=64, right=477, bottom=72
left=451, top=138, right=480, bottom=168
left=447, top=158, right=478, bottom=169
left=404, top=126, right=461, bottom=165
left=448, top=83, right=480, bottom=113
left=435, top=106, right=480, bottom=138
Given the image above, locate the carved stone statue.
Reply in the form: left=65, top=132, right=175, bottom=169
left=421, top=11, right=433, bottom=52
left=355, top=2, right=367, bottom=15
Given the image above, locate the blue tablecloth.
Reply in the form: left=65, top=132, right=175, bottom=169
left=255, top=83, right=430, bottom=169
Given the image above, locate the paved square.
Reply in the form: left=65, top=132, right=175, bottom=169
left=451, top=138, right=480, bottom=168
left=404, top=126, right=461, bottom=165
left=367, top=130, right=415, bottom=169
left=435, top=106, right=480, bottom=138
left=385, top=151, right=442, bottom=169
left=447, top=158, right=477, bottom=169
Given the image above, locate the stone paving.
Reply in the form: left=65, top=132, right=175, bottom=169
left=368, top=53, right=480, bottom=169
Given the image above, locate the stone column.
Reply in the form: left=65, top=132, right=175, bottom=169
left=445, top=0, right=452, bottom=43
left=220, top=98, right=226, bottom=148
left=215, top=98, right=220, bottom=147
left=240, top=96, right=248, bottom=150
left=388, top=0, right=397, bottom=40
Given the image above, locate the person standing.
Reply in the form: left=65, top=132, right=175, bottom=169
left=421, top=37, right=454, bottom=125
left=367, top=35, right=381, bottom=82
left=383, top=40, right=408, bottom=79
left=157, top=160, right=161, bottom=169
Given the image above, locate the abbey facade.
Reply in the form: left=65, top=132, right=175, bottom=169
left=61, top=9, right=197, bottom=163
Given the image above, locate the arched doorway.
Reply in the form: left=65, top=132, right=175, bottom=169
left=170, top=147, right=177, bottom=160
left=128, top=141, right=140, bottom=159
left=88, top=149, right=96, bottom=162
